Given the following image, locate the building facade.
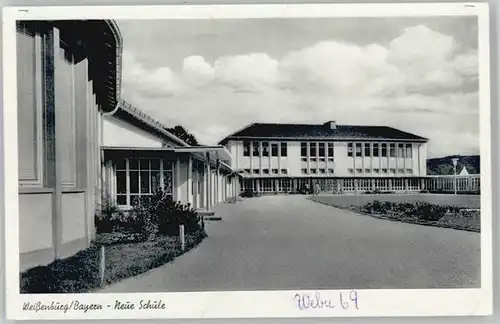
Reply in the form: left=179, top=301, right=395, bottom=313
left=219, top=121, right=429, bottom=194
left=16, top=20, right=239, bottom=272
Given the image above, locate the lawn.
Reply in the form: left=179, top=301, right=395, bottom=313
left=310, top=194, right=480, bottom=209
left=309, top=194, right=480, bottom=232
left=20, top=229, right=207, bottom=293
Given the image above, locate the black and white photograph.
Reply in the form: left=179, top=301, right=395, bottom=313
left=2, top=3, right=492, bottom=319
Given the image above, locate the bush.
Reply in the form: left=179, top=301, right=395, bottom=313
left=240, top=188, right=256, bottom=198
left=130, top=190, right=201, bottom=238
left=362, top=200, right=453, bottom=222
left=414, top=202, right=449, bottom=221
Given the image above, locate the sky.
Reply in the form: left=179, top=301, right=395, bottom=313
left=116, top=16, right=479, bottom=158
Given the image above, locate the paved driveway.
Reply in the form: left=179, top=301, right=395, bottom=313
left=100, top=195, right=480, bottom=292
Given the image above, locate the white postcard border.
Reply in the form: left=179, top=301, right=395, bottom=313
left=2, top=2, right=493, bottom=319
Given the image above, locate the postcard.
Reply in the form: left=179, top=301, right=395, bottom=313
left=1, top=2, right=492, bottom=320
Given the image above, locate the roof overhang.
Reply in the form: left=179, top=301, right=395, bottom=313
left=101, top=145, right=232, bottom=162
left=223, top=136, right=429, bottom=143
left=173, top=146, right=232, bottom=162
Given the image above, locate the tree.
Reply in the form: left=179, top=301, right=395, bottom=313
left=165, top=125, right=201, bottom=146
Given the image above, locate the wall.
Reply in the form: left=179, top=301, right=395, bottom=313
left=102, top=115, right=165, bottom=148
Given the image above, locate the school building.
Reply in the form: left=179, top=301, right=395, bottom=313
left=16, top=20, right=239, bottom=272
left=219, top=121, right=479, bottom=194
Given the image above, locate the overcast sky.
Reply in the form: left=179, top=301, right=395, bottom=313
left=117, top=16, right=479, bottom=158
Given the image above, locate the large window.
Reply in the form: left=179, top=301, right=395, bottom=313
left=252, top=142, right=260, bottom=156
left=280, top=142, right=287, bottom=157
left=116, top=158, right=173, bottom=206
left=271, top=143, right=278, bottom=157
left=310, top=142, right=317, bottom=157
left=381, top=143, right=387, bottom=157
left=398, top=143, right=405, bottom=158
left=389, top=143, right=396, bottom=157
left=301, top=142, right=307, bottom=157
left=355, top=143, right=362, bottom=157
left=364, top=143, right=371, bottom=157
left=347, top=143, right=353, bottom=157
left=243, top=141, right=250, bottom=156
left=327, top=143, right=334, bottom=157
left=262, top=142, right=269, bottom=157
left=406, top=144, right=413, bottom=158
left=373, top=143, right=379, bottom=157
left=318, top=143, right=325, bottom=157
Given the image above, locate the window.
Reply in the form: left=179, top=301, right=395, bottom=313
left=310, top=142, right=317, bottom=156
left=382, top=168, right=388, bottom=174
left=281, top=169, right=288, bottom=175
left=406, top=168, right=413, bottom=174
left=319, top=168, right=326, bottom=174
left=244, top=169, right=251, bottom=173
left=365, top=168, right=371, bottom=173
left=373, top=143, right=379, bottom=157
left=398, top=168, right=405, bottom=173
left=271, top=143, right=278, bottom=157
left=355, top=143, right=362, bottom=157
left=262, top=142, right=269, bottom=157
left=116, top=158, right=173, bottom=206
left=301, top=142, right=307, bottom=157
left=311, top=169, right=317, bottom=174
left=348, top=168, right=354, bottom=174
left=373, top=168, right=380, bottom=174
left=253, top=169, right=260, bottom=174
left=364, top=143, right=371, bottom=157
left=280, top=142, right=287, bottom=157
left=356, top=168, right=363, bottom=173
left=301, top=157, right=307, bottom=162
left=310, top=157, right=317, bottom=162
left=389, top=143, right=396, bottom=157
left=406, top=144, right=412, bottom=158
left=263, top=169, right=270, bottom=174
left=318, top=143, right=325, bottom=157
left=328, top=143, right=334, bottom=157
left=347, top=143, right=353, bottom=157
left=301, top=168, right=308, bottom=174
left=381, top=143, right=387, bottom=157
left=328, top=168, right=334, bottom=174
left=390, top=168, right=396, bottom=174
left=398, top=143, right=405, bottom=158
left=252, top=142, right=260, bottom=156
left=272, top=168, right=279, bottom=174
left=243, top=141, right=250, bottom=156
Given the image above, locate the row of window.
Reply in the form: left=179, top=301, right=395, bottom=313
left=116, top=158, right=174, bottom=206
left=301, top=168, right=335, bottom=175
left=301, top=157, right=334, bottom=162
left=300, top=142, right=335, bottom=158
left=348, top=143, right=413, bottom=158
left=243, top=168, right=288, bottom=175
left=347, top=168, right=413, bottom=175
left=243, top=142, right=287, bottom=157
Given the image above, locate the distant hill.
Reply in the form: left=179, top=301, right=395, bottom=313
left=427, top=155, right=480, bottom=175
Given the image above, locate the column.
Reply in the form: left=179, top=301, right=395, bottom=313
left=404, top=178, right=409, bottom=193
left=388, top=178, right=393, bottom=191
left=354, top=179, right=358, bottom=193
left=275, top=179, right=280, bottom=193
left=176, top=158, right=182, bottom=202
left=187, top=156, right=193, bottom=206
left=420, top=178, right=425, bottom=191
left=216, top=159, right=220, bottom=204
left=205, top=153, right=211, bottom=211
left=256, top=179, right=261, bottom=193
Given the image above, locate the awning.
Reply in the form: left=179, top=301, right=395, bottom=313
left=173, top=146, right=232, bottom=162
left=101, top=145, right=231, bottom=162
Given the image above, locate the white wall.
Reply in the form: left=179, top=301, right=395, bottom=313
left=102, top=115, right=164, bottom=148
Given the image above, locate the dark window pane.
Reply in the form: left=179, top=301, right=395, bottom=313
left=151, top=159, right=160, bottom=170
left=116, top=159, right=126, bottom=170
left=252, top=142, right=260, bottom=156
left=355, top=143, right=362, bottom=157
left=381, top=144, right=387, bottom=157
left=390, top=144, right=396, bottom=157
left=271, top=143, right=278, bottom=156
left=318, top=143, right=325, bottom=157
left=373, top=144, right=379, bottom=157
left=151, top=171, right=161, bottom=193
left=262, top=142, right=269, bottom=156
left=163, top=160, right=173, bottom=171
left=129, top=159, right=139, bottom=170
left=348, top=143, right=353, bottom=157
left=301, top=142, right=307, bottom=157
left=328, top=143, right=334, bottom=156
left=364, top=143, right=371, bottom=157
left=130, top=171, right=139, bottom=193
left=140, top=171, right=150, bottom=193
left=140, top=159, right=149, bottom=170
left=243, top=141, right=250, bottom=156
left=116, top=171, right=126, bottom=194
left=280, top=142, right=287, bottom=157
left=117, top=195, right=127, bottom=205
left=310, top=143, right=317, bottom=156
left=163, top=171, right=172, bottom=193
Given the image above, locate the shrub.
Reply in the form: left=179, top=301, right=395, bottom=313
left=94, top=199, right=142, bottom=234
left=414, top=202, right=449, bottom=221
left=240, top=188, right=256, bottom=198
left=130, top=190, right=201, bottom=238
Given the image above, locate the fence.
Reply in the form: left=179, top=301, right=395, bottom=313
left=425, top=174, right=480, bottom=194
